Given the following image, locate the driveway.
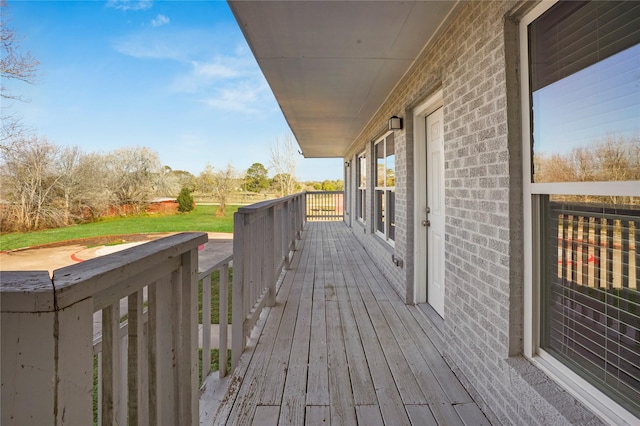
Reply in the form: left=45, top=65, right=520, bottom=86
left=0, top=232, right=233, bottom=275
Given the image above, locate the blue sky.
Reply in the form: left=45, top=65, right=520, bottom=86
left=532, top=44, right=640, bottom=157
left=4, top=0, right=343, bottom=181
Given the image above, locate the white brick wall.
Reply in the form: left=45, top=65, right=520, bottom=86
left=343, top=1, right=607, bottom=424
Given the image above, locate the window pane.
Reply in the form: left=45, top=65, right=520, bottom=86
left=388, top=191, right=395, bottom=241
left=375, top=189, right=384, bottom=233
left=529, top=0, right=640, bottom=183
left=541, top=195, right=640, bottom=416
left=386, top=135, right=395, bottom=187
left=531, top=44, right=640, bottom=182
left=358, top=155, right=366, bottom=188
left=376, top=142, right=385, bottom=187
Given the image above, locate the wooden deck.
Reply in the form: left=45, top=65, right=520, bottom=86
left=212, top=221, right=489, bottom=426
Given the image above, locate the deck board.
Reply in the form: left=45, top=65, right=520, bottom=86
left=211, top=222, right=489, bottom=425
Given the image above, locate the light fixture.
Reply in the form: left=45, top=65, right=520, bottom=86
left=388, top=115, right=403, bottom=130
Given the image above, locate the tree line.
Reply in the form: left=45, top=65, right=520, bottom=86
left=0, top=4, right=343, bottom=233
left=0, top=135, right=344, bottom=232
left=534, top=134, right=639, bottom=205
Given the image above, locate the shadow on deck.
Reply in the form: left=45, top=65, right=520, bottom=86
left=208, top=221, right=489, bottom=425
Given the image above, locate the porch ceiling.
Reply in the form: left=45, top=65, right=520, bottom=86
left=228, top=0, right=461, bottom=158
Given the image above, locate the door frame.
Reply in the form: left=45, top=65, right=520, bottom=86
left=413, top=90, right=443, bottom=304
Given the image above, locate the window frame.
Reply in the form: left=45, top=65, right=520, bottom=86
left=520, top=2, right=640, bottom=424
left=374, top=132, right=395, bottom=245
left=356, top=151, right=367, bottom=224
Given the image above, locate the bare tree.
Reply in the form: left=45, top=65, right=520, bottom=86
left=269, top=133, right=299, bottom=196
left=54, top=146, right=84, bottom=225
left=213, top=163, right=237, bottom=217
left=1, top=0, right=39, bottom=147
left=153, top=165, right=181, bottom=198
left=104, top=146, right=161, bottom=213
left=0, top=135, right=62, bottom=230
left=197, top=163, right=216, bottom=197
left=534, top=134, right=640, bottom=205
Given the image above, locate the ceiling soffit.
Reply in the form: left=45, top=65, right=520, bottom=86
left=229, top=1, right=460, bottom=158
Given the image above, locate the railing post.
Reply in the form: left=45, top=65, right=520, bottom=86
left=178, top=247, right=199, bottom=425
left=219, top=263, right=229, bottom=378
left=1, top=271, right=93, bottom=426
left=232, top=212, right=246, bottom=370
left=267, top=206, right=276, bottom=306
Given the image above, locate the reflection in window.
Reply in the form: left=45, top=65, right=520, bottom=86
left=540, top=195, right=640, bottom=415
left=374, top=133, right=395, bottom=242
left=357, top=153, right=366, bottom=223
left=530, top=2, right=640, bottom=183
left=526, top=0, right=640, bottom=416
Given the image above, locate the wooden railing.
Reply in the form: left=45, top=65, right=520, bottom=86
left=197, top=254, right=233, bottom=380
left=1, top=194, right=306, bottom=425
left=231, top=192, right=305, bottom=369
left=544, top=201, right=640, bottom=408
left=1, top=233, right=207, bottom=426
left=549, top=201, right=639, bottom=289
left=306, top=190, right=344, bottom=221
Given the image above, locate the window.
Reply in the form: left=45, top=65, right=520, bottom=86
left=374, top=133, right=395, bottom=242
left=522, top=1, right=640, bottom=421
left=356, top=152, right=366, bottom=223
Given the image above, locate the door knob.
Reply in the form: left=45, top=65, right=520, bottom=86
left=422, top=220, right=430, bottom=227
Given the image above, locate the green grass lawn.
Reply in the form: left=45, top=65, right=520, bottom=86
left=0, top=205, right=237, bottom=251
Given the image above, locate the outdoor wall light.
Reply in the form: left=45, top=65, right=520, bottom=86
left=388, top=115, right=403, bottom=130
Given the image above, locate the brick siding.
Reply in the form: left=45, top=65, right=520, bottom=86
left=343, top=1, right=606, bottom=424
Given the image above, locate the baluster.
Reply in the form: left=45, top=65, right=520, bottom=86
left=562, top=213, right=571, bottom=283
left=267, top=206, right=276, bottom=306
left=102, top=302, right=122, bottom=425
left=580, top=216, right=588, bottom=286
left=635, top=219, right=639, bottom=290
left=593, top=217, right=601, bottom=289
left=219, top=263, right=229, bottom=378
left=202, top=274, right=212, bottom=381
left=606, top=218, right=614, bottom=289
left=128, top=290, right=144, bottom=425
left=622, top=219, right=630, bottom=289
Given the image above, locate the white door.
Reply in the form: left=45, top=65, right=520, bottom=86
left=426, top=107, right=445, bottom=317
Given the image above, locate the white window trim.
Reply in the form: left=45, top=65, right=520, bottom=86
left=520, top=2, right=640, bottom=424
left=357, top=150, right=367, bottom=225
left=374, top=131, right=395, bottom=246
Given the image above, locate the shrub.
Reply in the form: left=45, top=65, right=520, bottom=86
left=177, top=187, right=195, bottom=213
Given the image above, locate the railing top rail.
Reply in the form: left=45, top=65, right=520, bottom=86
left=549, top=201, right=640, bottom=218
left=0, top=270, right=55, bottom=313
left=236, top=192, right=304, bottom=214
left=1, top=233, right=206, bottom=313
left=198, top=253, right=233, bottom=281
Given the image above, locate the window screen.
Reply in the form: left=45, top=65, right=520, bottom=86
left=542, top=198, right=640, bottom=415
left=529, top=1, right=640, bottom=416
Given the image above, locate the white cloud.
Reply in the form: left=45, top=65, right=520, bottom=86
left=106, top=0, right=153, bottom=11
left=201, top=79, right=274, bottom=115
left=151, top=14, right=170, bottom=27
left=112, top=29, right=274, bottom=115
left=112, top=29, right=216, bottom=62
